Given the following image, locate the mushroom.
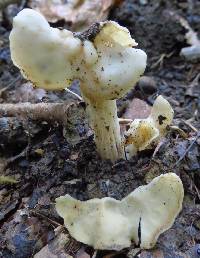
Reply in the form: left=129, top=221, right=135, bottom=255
left=56, top=173, right=184, bottom=250
left=9, top=9, right=147, bottom=162
left=123, top=95, right=174, bottom=158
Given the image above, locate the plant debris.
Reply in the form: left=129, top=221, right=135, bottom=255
left=28, top=0, right=118, bottom=31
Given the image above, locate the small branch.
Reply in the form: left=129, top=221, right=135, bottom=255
left=152, top=138, right=167, bottom=158
left=30, top=210, right=62, bottom=228
left=182, top=119, right=198, bottom=133
left=0, top=75, right=21, bottom=97
left=151, top=51, right=174, bottom=69
left=0, top=102, right=73, bottom=126
left=65, top=88, right=83, bottom=101
left=119, top=118, right=133, bottom=124
left=174, top=132, right=200, bottom=167
left=170, top=125, right=188, bottom=139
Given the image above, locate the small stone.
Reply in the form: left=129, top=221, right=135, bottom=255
left=138, top=76, right=157, bottom=95
left=4, top=4, right=20, bottom=26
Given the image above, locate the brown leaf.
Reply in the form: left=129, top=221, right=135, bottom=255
left=34, top=233, right=72, bottom=258
left=29, top=0, right=117, bottom=31
left=75, top=247, right=90, bottom=258
left=123, top=98, right=151, bottom=120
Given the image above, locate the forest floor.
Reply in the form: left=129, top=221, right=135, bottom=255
left=0, top=0, right=200, bottom=257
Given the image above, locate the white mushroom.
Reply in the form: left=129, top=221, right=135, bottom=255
left=56, top=173, right=184, bottom=250
left=124, top=95, right=174, bottom=158
left=9, top=9, right=147, bottom=162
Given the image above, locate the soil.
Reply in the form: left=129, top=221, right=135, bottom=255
left=0, top=0, right=200, bottom=257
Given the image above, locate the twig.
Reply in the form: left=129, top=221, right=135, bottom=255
left=30, top=210, right=62, bottom=228
left=186, top=73, right=200, bottom=97
left=65, top=88, right=83, bottom=101
left=0, top=75, right=21, bottom=97
left=152, top=138, right=167, bottom=158
left=174, top=132, right=200, bottom=167
left=151, top=51, right=174, bottom=69
left=185, top=120, right=198, bottom=132
left=182, top=119, right=198, bottom=133
left=119, top=118, right=133, bottom=124
left=170, top=125, right=188, bottom=139
left=0, top=102, right=74, bottom=126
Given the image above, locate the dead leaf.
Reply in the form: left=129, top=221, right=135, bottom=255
left=29, top=0, right=117, bottom=31
left=75, top=247, right=90, bottom=258
left=34, top=233, right=72, bottom=258
left=123, top=98, right=151, bottom=120
left=120, top=98, right=151, bottom=135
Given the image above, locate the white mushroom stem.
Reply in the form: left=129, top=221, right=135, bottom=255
left=84, top=98, right=124, bottom=161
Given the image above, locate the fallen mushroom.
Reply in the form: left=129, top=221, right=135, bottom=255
left=56, top=173, right=184, bottom=250
left=9, top=8, right=147, bottom=162
left=123, top=95, right=174, bottom=158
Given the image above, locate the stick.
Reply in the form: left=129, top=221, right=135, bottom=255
left=174, top=132, right=200, bottom=167
left=0, top=102, right=73, bottom=126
